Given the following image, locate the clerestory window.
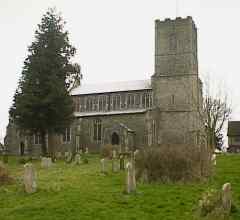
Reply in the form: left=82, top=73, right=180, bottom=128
left=93, top=119, right=102, bottom=142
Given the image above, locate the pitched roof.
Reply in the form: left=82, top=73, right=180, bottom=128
left=74, top=109, right=147, bottom=117
left=228, top=121, right=240, bottom=136
left=70, top=79, right=152, bottom=95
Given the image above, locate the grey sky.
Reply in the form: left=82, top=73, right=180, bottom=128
left=0, top=0, right=239, bottom=142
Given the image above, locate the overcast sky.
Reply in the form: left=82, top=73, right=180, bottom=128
left=0, top=0, right=239, bottom=143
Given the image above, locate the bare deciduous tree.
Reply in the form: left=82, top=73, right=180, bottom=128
left=203, top=76, right=231, bottom=151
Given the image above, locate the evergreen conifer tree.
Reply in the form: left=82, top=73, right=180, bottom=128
left=10, top=8, right=81, bottom=156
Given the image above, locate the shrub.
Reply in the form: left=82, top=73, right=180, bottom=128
left=82, top=158, right=89, bottom=164
left=135, top=144, right=212, bottom=183
left=0, top=162, right=13, bottom=185
left=196, top=187, right=234, bottom=219
left=18, top=157, right=32, bottom=164
left=100, top=144, right=119, bottom=159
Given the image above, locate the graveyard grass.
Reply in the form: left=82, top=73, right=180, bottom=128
left=1, top=154, right=240, bottom=220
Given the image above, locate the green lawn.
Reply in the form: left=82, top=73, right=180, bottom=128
left=1, top=154, right=240, bottom=220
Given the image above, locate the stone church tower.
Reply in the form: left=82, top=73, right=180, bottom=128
left=151, top=16, right=203, bottom=145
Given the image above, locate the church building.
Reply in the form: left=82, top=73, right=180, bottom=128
left=5, top=16, right=204, bottom=155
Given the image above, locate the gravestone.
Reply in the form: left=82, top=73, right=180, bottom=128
left=125, top=161, right=136, bottom=194
left=74, top=153, right=81, bottom=165
left=85, top=147, right=89, bottom=154
left=65, top=152, right=72, bottom=163
left=41, top=157, right=52, bottom=168
left=211, top=153, right=216, bottom=166
left=23, top=163, right=37, bottom=194
left=64, top=151, right=69, bottom=159
left=222, top=183, right=231, bottom=213
left=100, top=158, right=106, bottom=173
left=56, top=152, right=62, bottom=159
left=112, top=150, right=117, bottom=159
left=79, top=149, right=83, bottom=155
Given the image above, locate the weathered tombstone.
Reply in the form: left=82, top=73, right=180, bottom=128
left=56, top=152, right=62, bottom=159
left=112, top=150, right=117, bottom=159
left=74, top=153, right=81, bottom=165
left=23, top=163, right=37, bottom=194
left=100, top=158, right=106, bottom=174
left=119, top=155, right=125, bottom=170
left=125, top=161, right=136, bottom=194
left=222, top=183, right=231, bottom=213
left=211, top=153, right=216, bottom=166
left=85, top=147, right=89, bottom=154
left=79, top=149, right=83, bottom=155
left=64, top=151, right=69, bottom=159
left=41, top=157, right=52, bottom=168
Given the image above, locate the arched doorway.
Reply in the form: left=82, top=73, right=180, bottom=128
left=20, top=142, right=25, bottom=156
left=111, top=132, right=120, bottom=145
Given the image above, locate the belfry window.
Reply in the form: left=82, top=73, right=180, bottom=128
left=93, top=119, right=102, bottom=141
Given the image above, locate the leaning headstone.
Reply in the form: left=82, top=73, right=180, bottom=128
left=222, top=183, right=231, bottom=214
left=100, top=158, right=106, bottom=174
left=74, top=153, right=81, bottom=165
left=23, top=163, right=37, bottom=194
left=119, top=155, right=125, bottom=170
left=125, top=161, right=136, bottom=194
left=211, top=153, right=216, bottom=166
